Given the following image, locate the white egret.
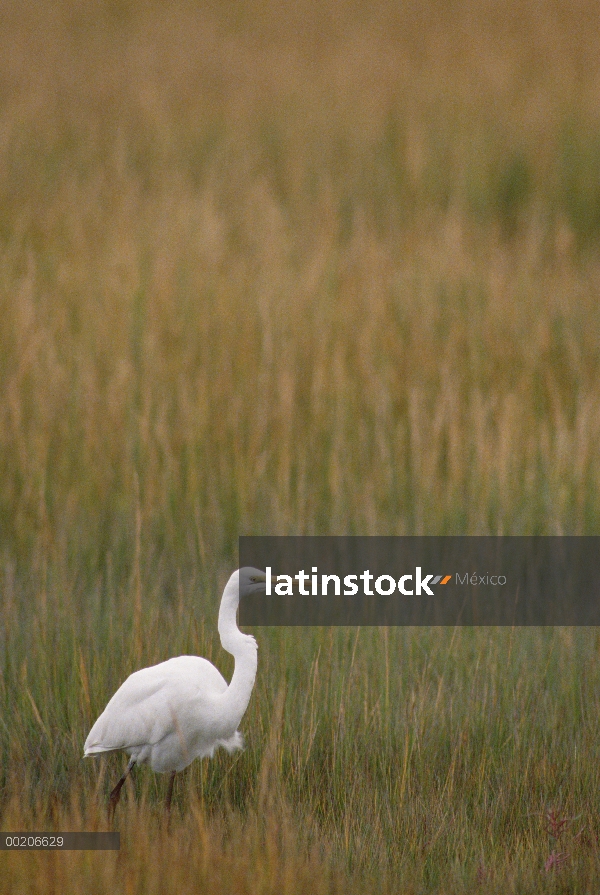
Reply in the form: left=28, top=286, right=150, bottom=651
left=84, top=567, right=266, bottom=814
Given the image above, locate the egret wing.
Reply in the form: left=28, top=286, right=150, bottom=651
left=84, top=656, right=228, bottom=754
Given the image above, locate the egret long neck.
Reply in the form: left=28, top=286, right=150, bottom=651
left=217, top=576, right=258, bottom=727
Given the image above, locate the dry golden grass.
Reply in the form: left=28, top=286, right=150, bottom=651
left=1, top=0, right=600, bottom=891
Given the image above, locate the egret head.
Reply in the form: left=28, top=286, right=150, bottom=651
left=238, top=567, right=268, bottom=597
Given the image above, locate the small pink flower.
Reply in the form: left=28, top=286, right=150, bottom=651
left=544, top=850, right=569, bottom=872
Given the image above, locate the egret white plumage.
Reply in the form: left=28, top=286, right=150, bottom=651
left=84, top=567, right=266, bottom=814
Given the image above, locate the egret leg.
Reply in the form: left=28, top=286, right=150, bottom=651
left=109, top=758, right=135, bottom=819
left=165, top=771, right=176, bottom=813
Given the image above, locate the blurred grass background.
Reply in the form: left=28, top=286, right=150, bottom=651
left=1, top=0, right=600, bottom=891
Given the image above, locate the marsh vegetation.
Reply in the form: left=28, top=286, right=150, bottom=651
left=1, top=0, right=600, bottom=890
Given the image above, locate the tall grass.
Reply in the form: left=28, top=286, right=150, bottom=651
left=1, top=0, right=600, bottom=891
